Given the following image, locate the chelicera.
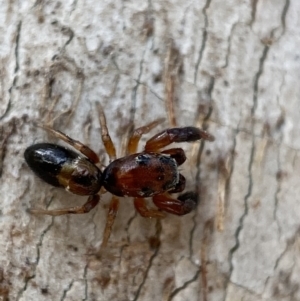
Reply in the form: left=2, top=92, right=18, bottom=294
left=25, top=105, right=215, bottom=247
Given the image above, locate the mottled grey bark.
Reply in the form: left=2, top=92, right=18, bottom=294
left=0, top=0, right=299, bottom=300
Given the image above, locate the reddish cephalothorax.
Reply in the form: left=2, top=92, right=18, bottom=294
left=25, top=105, right=214, bottom=247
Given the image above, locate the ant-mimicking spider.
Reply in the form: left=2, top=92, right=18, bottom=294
left=24, top=104, right=215, bottom=247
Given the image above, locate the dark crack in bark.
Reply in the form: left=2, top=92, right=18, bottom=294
left=16, top=218, right=54, bottom=300
left=132, top=220, right=161, bottom=301
left=226, top=43, right=270, bottom=299
left=1, top=21, right=22, bottom=120
left=223, top=22, right=239, bottom=69
left=14, top=22, right=21, bottom=73
left=168, top=269, right=200, bottom=301
left=250, top=0, right=259, bottom=25
left=194, top=0, right=212, bottom=83
left=252, top=46, right=269, bottom=115
left=60, top=280, right=74, bottom=301
left=274, top=229, right=300, bottom=271
left=51, top=21, right=74, bottom=50
left=281, top=0, right=290, bottom=35
left=63, top=26, right=74, bottom=47
left=82, top=262, right=89, bottom=301
left=262, top=230, right=300, bottom=295
left=227, top=137, right=254, bottom=274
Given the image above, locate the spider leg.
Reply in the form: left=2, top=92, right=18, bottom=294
left=134, top=198, right=166, bottom=218
left=38, top=124, right=99, bottom=164
left=28, top=194, right=100, bottom=216
left=100, top=196, right=120, bottom=249
left=96, top=103, right=117, bottom=161
left=127, top=118, right=164, bottom=154
left=145, top=127, right=215, bottom=152
left=152, top=192, right=198, bottom=215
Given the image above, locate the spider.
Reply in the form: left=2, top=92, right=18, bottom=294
left=24, top=104, right=215, bottom=247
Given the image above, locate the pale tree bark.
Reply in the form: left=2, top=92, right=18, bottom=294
left=0, top=0, right=298, bottom=300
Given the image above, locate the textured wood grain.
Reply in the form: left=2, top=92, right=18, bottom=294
left=0, top=0, right=298, bottom=300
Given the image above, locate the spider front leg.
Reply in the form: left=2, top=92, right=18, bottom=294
left=28, top=194, right=100, bottom=216
left=39, top=124, right=100, bottom=164
left=145, top=127, right=215, bottom=152
left=127, top=118, right=164, bottom=154
left=152, top=192, right=198, bottom=215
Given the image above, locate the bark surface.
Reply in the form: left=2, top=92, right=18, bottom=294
left=0, top=1, right=298, bottom=300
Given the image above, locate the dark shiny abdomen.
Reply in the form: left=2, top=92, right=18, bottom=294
left=25, top=143, right=74, bottom=187
left=24, top=143, right=102, bottom=195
